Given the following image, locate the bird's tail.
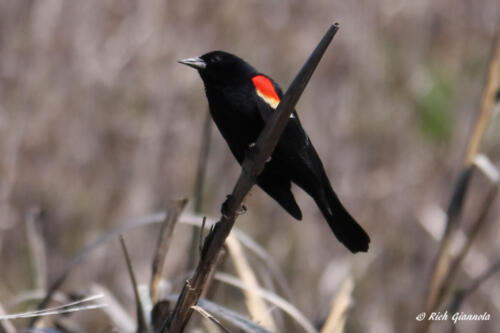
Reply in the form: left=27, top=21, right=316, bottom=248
left=314, top=182, right=370, bottom=253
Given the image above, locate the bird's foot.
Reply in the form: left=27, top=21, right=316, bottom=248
left=221, top=195, right=247, bottom=218
left=236, top=205, right=247, bottom=215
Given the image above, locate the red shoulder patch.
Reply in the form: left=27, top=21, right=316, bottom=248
left=252, top=75, right=280, bottom=108
left=252, top=75, right=280, bottom=100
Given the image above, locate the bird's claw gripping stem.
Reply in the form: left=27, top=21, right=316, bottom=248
left=236, top=205, right=247, bottom=215
left=221, top=195, right=247, bottom=218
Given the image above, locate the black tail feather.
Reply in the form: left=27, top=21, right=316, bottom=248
left=315, top=185, right=370, bottom=253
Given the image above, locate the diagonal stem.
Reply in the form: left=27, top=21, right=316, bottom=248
left=164, top=22, right=340, bottom=333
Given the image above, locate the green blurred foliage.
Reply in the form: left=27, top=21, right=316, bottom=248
left=417, top=70, right=454, bottom=142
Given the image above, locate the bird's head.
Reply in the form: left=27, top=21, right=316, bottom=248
left=179, top=51, right=257, bottom=86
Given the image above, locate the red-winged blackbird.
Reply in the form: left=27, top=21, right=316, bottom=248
left=180, top=51, right=370, bottom=253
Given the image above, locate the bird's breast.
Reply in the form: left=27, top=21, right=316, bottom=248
left=205, top=85, right=264, bottom=154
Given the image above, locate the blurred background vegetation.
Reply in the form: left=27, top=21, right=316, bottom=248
left=0, top=0, right=499, bottom=332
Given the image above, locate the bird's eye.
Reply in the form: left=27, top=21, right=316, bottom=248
left=211, top=55, right=222, bottom=63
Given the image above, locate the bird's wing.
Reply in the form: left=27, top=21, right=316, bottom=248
left=251, top=74, right=327, bottom=192
left=251, top=74, right=313, bottom=161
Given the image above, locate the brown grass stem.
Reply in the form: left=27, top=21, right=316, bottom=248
left=150, top=198, right=188, bottom=304
left=418, top=32, right=500, bottom=333
left=120, top=236, right=150, bottom=333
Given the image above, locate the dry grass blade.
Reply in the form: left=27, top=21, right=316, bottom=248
left=26, top=211, right=286, bottom=330
left=6, top=290, right=70, bottom=310
left=447, top=259, right=500, bottom=333
left=231, top=228, right=294, bottom=302
left=196, top=299, right=272, bottom=333
left=465, top=34, right=500, bottom=166
left=418, top=33, right=500, bottom=333
left=0, top=295, right=106, bottom=320
left=0, top=303, right=17, bottom=333
left=438, top=180, right=498, bottom=302
left=418, top=204, right=500, bottom=314
left=90, top=284, right=136, bottom=333
left=191, top=305, right=232, bottom=333
left=166, top=23, right=340, bottom=332
left=25, top=295, right=105, bottom=317
left=29, top=211, right=167, bottom=327
left=474, top=154, right=500, bottom=183
left=421, top=167, right=473, bottom=317
left=181, top=214, right=294, bottom=301
left=150, top=199, right=188, bottom=304
left=25, top=206, right=47, bottom=291
left=449, top=258, right=500, bottom=314
left=119, top=236, right=149, bottom=333
left=226, top=235, right=277, bottom=332
left=0, top=304, right=107, bottom=321
left=214, top=273, right=317, bottom=333
left=320, top=276, right=354, bottom=333
left=165, top=296, right=272, bottom=333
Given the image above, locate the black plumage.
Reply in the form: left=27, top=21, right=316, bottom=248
left=180, top=51, right=370, bottom=253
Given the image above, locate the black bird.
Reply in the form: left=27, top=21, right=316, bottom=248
left=179, top=51, right=369, bottom=253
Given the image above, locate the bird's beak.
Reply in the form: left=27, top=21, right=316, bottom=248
left=178, top=57, right=206, bottom=70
